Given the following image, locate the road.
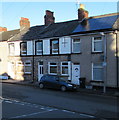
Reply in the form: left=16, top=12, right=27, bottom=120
left=1, top=83, right=119, bottom=119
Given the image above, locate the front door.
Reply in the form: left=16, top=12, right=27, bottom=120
left=72, top=63, right=80, bottom=85
left=38, top=61, right=43, bottom=81
left=8, top=62, right=15, bottom=79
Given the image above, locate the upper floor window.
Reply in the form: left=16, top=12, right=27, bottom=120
left=36, top=41, right=43, bottom=55
left=92, top=37, right=103, bottom=52
left=20, top=42, right=27, bottom=56
left=51, top=39, right=59, bottom=54
left=72, top=38, right=80, bottom=53
left=8, top=43, right=15, bottom=56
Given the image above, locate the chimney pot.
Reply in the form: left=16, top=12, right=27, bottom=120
left=44, top=10, right=55, bottom=26
left=0, top=27, right=7, bottom=32
left=78, top=4, right=89, bottom=21
left=20, top=17, right=30, bottom=30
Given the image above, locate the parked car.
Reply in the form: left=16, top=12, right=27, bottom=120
left=39, top=74, right=78, bottom=91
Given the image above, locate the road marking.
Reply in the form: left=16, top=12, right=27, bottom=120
left=62, top=110, right=75, bottom=114
left=80, top=113, right=95, bottom=118
left=5, top=101, right=13, bottom=104
left=10, top=109, right=57, bottom=118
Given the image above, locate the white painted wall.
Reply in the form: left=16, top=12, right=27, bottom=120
left=43, top=39, right=50, bottom=55
left=59, top=36, right=71, bottom=54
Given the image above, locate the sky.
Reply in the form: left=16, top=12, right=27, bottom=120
left=0, top=0, right=118, bottom=31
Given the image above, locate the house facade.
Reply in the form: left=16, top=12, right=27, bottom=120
left=0, top=5, right=119, bottom=88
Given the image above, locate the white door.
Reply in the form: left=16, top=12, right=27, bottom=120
left=72, top=63, right=80, bottom=85
left=38, top=61, right=43, bottom=81
left=8, top=62, right=15, bottom=79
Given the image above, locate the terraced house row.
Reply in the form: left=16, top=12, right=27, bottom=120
left=0, top=4, right=119, bottom=89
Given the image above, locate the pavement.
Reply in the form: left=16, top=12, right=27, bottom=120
left=0, top=79, right=119, bottom=97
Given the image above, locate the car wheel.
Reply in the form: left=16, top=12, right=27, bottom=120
left=39, top=83, right=44, bottom=89
left=61, top=86, right=67, bottom=92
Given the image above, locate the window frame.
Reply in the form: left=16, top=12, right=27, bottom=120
left=17, top=61, right=32, bottom=74
left=20, top=42, right=27, bottom=56
left=92, top=63, right=103, bottom=81
left=48, top=62, right=58, bottom=75
left=50, top=39, right=59, bottom=54
left=24, top=61, right=32, bottom=74
left=35, top=40, right=43, bottom=55
left=8, top=43, right=15, bottom=56
left=92, top=36, right=103, bottom=53
left=61, top=62, right=69, bottom=76
left=72, top=37, right=81, bottom=53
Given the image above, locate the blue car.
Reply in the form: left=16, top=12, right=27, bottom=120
left=39, top=74, right=78, bottom=91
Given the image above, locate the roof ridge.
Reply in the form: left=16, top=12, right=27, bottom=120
left=90, top=12, right=119, bottom=19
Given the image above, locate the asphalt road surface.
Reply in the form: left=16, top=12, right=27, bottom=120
left=1, top=97, right=95, bottom=119
left=1, top=83, right=119, bottom=119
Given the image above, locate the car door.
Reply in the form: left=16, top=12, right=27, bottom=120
left=47, top=76, right=59, bottom=89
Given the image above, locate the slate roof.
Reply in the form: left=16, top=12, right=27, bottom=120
left=72, top=14, right=119, bottom=34
left=0, top=13, right=119, bottom=42
left=0, top=29, right=20, bottom=41
left=11, top=20, right=79, bottom=41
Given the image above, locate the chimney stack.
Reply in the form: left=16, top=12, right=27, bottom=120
left=20, top=17, right=30, bottom=30
left=44, top=10, right=55, bottom=26
left=78, top=4, right=89, bottom=21
left=0, top=27, right=7, bottom=32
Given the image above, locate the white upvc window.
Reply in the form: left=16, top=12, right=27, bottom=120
left=9, top=43, right=15, bottom=56
left=92, top=63, right=103, bottom=81
left=51, top=39, right=59, bottom=54
left=17, top=61, right=32, bottom=74
left=36, top=41, right=43, bottom=55
left=24, top=61, right=32, bottom=74
left=61, top=62, right=70, bottom=76
left=92, top=36, right=103, bottom=52
left=72, top=38, right=81, bottom=53
left=48, top=62, right=58, bottom=75
left=20, top=42, right=27, bottom=55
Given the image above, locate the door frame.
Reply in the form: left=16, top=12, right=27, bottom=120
left=72, top=63, right=80, bottom=85
left=38, top=61, right=44, bottom=81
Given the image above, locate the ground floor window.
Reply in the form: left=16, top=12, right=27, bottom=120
left=24, top=61, right=32, bottom=74
left=48, top=62, right=57, bottom=75
left=61, top=62, right=68, bottom=75
left=92, top=63, right=103, bottom=81
left=17, top=61, right=32, bottom=74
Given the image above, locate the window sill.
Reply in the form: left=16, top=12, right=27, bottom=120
left=90, top=80, right=104, bottom=83
left=72, top=52, right=82, bottom=54
left=61, top=74, right=69, bottom=77
left=49, top=73, right=57, bottom=75
left=24, top=72, right=32, bottom=75
left=91, top=52, right=103, bottom=54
